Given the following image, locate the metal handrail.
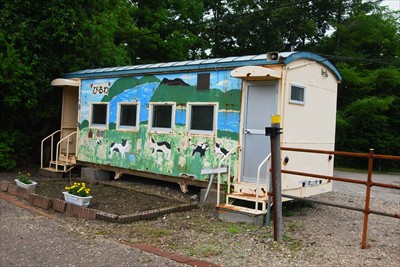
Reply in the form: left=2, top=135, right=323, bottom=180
left=40, top=130, right=61, bottom=169
left=255, top=153, right=271, bottom=211
left=217, top=145, right=240, bottom=205
left=55, top=131, right=76, bottom=171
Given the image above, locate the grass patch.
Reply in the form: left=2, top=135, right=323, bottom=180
left=227, top=226, right=240, bottom=234
left=283, top=234, right=304, bottom=251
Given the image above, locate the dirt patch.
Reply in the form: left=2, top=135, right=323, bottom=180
left=3, top=170, right=197, bottom=216
left=35, top=179, right=185, bottom=215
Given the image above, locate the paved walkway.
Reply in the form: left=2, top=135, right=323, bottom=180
left=0, top=194, right=217, bottom=267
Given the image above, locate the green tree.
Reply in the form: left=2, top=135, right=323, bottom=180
left=315, top=6, right=400, bottom=169
left=0, top=0, right=133, bottom=169
left=126, top=0, right=206, bottom=63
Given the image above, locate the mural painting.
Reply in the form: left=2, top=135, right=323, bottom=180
left=77, top=71, right=242, bottom=182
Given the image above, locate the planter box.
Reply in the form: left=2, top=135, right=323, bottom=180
left=63, top=192, right=92, bottom=207
left=15, top=179, right=37, bottom=191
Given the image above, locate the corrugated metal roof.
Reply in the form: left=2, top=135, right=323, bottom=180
left=64, top=51, right=342, bottom=81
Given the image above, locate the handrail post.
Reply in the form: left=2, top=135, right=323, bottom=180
left=361, top=148, right=374, bottom=249
left=256, top=154, right=271, bottom=211
left=40, top=130, right=61, bottom=169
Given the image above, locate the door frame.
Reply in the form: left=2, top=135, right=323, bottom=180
left=240, top=80, right=279, bottom=184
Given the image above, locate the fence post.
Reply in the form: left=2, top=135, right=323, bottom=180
left=361, top=148, right=374, bottom=249
left=266, top=115, right=283, bottom=241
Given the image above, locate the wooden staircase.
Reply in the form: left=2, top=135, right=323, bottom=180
left=215, top=150, right=272, bottom=225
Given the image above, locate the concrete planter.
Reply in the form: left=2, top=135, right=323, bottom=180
left=63, top=192, right=92, bottom=207
left=15, top=179, right=37, bottom=191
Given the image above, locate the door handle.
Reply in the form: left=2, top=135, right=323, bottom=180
left=244, top=129, right=250, bottom=134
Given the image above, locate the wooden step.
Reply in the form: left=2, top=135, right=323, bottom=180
left=227, top=192, right=268, bottom=202
left=50, top=160, right=71, bottom=166
left=226, top=192, right=269, bottom=212
left=217, top=203, right=266, bottom=215
left=47, top=160, right=75, bottom=173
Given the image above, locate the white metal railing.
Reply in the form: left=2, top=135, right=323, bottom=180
left=55, top=131, right=76, bottom=171
left=217, top=145, right=240, bottom=205
left=255, top=153, right=271, bottom=211
left=40, top=130, right=61, bottom=169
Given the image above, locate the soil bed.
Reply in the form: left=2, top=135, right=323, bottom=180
left=3, top=170, right=194, bottom=215
left=38, top=179, right=183, bottom=214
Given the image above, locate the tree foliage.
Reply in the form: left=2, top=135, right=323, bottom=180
left=0, top=0, right=132, bottom=168
left=313, top=5, right=400, bottom=169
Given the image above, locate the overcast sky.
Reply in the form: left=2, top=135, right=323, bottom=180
left=381, top=0, right=400, bottom=11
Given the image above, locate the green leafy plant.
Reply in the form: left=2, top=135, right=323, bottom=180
left=65, top=182, right=91, bottom=197
left=17, top=172, right=32, bottom=184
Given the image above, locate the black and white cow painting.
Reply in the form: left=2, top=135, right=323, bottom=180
left=109, top=139, right=131, bottom=159
left=215, top=143, right=229, bottom=157
left=149, top=138, right=171, bottom=159
left=192, top=143, right=209, bottom=158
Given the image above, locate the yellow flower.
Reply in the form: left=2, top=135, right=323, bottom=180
left=27, top=172, right=31, bottom=177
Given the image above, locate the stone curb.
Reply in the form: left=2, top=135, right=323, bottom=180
left=0, top=180, right=10, bottom=192
left=16, top=186, right=31, bottom=201
left=66, top=203, right=97, bottom=220
left=29, top=193, right=52, bottom=210
left=52, top=198, right=67, bottom=213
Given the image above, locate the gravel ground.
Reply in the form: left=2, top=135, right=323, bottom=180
left=0, top=199, right=187, bottom=267
left=1, top=170, right=399, bottom=266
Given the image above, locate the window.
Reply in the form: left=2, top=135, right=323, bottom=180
left=90, top=103, right=108, bottom=128
left=117, top=103, right=139, bottom=130
left=149, top=102, right=175, bottom=132
left=197, top=73, right=210, bottom=90
left=188, top=103, right=217, bottom=134
left=290, top=84, right=305, bottom=105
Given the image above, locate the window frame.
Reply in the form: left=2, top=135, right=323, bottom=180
left=116, top=102, right=140, bottom=131
left=148, top=102, right=176, bottom=133
left=187, top=102, right=218, bottom=135
left=289, top=83, right=306, bottom=105
left=89, top=102, right=109, bottom=129
left=197, top=73, right=211, bottom=90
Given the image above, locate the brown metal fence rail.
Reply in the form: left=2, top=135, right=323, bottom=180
left=279, top=147, right=400, bottom=249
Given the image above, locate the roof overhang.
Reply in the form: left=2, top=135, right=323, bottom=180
left=230, top=66, right=281, bottom=79
left=51, top=78, right=79, bottom=87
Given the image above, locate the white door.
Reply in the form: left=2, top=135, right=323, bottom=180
left=242, top=81, right=278, bottom=184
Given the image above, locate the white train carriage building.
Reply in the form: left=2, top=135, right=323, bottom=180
left=42, top=51, right=342, bottom=220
